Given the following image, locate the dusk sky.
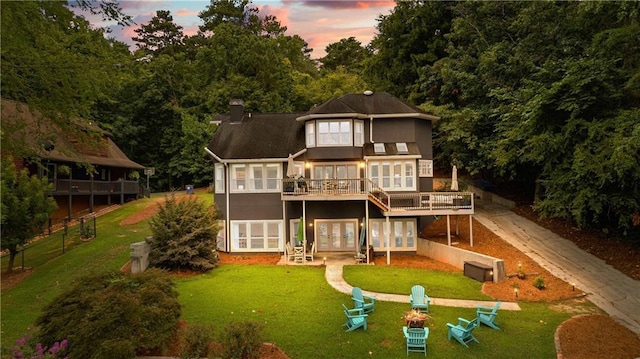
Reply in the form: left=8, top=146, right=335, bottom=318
left=79, top=1, right=397, bottom=59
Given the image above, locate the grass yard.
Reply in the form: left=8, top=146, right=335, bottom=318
left=1, top=190, right=575, bottom=358
left=178, top=265, right=569, bottom=358
left=343, top=265, right=493, bottom=300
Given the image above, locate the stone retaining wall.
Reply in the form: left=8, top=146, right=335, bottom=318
left=417, top=239, right=506, bottom=283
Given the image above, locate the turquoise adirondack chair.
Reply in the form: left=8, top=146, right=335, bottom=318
left=409, top=285, right=430, bottom=313
left=477, top=301, right=501, bottom=330
left=446, top=317, right=479, bottom=348
left=352, top=287, right=375, bottom=314
left=403, top=326, right=429, bottom=356
left=342, top=304, right=368, bottom=332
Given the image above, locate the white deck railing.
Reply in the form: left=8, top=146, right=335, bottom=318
left=282, top=178, right=474, bottom=213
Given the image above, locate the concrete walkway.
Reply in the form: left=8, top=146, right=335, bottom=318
left=474, top=199, right=640, bottom=334
left=324, top=262, right=521, bottom=310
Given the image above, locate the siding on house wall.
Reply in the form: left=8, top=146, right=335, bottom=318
left=228, top=193, right=283, bottom=220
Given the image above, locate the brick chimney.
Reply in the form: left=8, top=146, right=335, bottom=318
left=230, top=99, right=244, bottom=123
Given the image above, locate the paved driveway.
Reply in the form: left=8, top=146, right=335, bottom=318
left=474, top=199, right=640, bottom=334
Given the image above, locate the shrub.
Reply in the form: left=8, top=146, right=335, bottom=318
left=147, top=195, right=221, bottom=271
left=180, top=323, right=215, bottom=359
left=533, top=275, right=546, bottom=290
left=220, top=321, right=264, bottom=359
left=36, top=269, right=181, bottom=359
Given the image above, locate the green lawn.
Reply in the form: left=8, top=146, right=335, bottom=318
left=1, top=191, right=585, bottom=358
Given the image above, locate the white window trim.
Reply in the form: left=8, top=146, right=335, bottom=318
left=369, top=218, right=416, bottom=251
left=305, top=119, right=365, bottom=148
left=317, top=119, right=352, bottom=146
left=354, top=120, right=364, bottom=147
left=230, top=163, right=281, bottom=193
left=230, top=220, right=283, bottom=252
left=215, top=163, right=225, bottom=194
left=216, top=220, right=226, bottom=251
left=419, top=160, right=433, bottom=178
left=368, top=160, right=416, bottom=191
left=306, top=121, right=316, bottom=148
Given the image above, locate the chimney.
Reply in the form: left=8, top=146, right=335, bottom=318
left=230, top=99, right=244, bottom=123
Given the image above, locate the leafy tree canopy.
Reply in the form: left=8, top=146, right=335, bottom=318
left=1, top=158, right=58, bottom=273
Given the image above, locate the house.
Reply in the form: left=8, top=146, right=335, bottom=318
left=206, top=92, right=474, bottom=260
left=1, top=99, right=146, bottom=223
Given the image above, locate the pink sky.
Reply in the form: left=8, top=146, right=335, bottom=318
left=80, top=0, right=396, bottom=59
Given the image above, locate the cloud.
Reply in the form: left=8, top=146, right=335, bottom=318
left=175, top=8, right=200, bottom=17
left=283, top=0, right=395, bottom=10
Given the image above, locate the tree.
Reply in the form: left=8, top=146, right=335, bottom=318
left=1, top=158, right=58, bottom=273
left=320, top=37, right=372, bottom=74
left=421, top=1, right=640, bottom=233
left=365, top=1, right=454, bottom=99
left=0, top=1, right=131, bottom=120
left=167, top=112, right=216, bottom=187
left=147, top=195, right=220, bottom=271
left=132, top=10, right=185, bottom=56
left=293, top=66, right=369, bottom=108
left=198, top=0, right=287, bottom=37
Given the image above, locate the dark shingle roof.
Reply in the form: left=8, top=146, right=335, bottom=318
left=302, top=91, right=437, bottom=119
left=207, top=92, right=438, bottom=161
left=1, top=98, right=144, bottom=169
left=208, top=113, right=305, bottom=160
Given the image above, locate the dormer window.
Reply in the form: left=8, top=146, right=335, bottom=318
left=396, top=142, right=408, bottom=153
left=374, top=143, right=386, bottom=154
left=305, top=119, right=364, bottom=148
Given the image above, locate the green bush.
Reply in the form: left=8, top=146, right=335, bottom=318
left=147, top=195, right=221, bottom=271
left=533, top=275, right=546, bottom=290
left=36, top=269, right=181, bottom=359
left=180, top=323, right=215, bottom=359
left=220, top=320, right=264, bottom=359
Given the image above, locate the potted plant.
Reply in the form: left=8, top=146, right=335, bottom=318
left=404, top=309, right=430, bottom=328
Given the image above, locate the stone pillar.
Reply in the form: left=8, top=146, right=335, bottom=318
left=130, top=241, right=151, bottom=274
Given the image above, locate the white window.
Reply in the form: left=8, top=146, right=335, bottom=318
left=306, top=121, right=315, bottom=147
left=231, top=220, right=283, bottom=251
left=306, top=120, right=363, bottom=147
left=405, top=162, right=414, bottom=188
left=266, top=164, right=279, bottom=189
left=369, top=219, right=416, bottom=250
left=250, top=165, right=263, bottom=190
left=231, top=165, right=246, bottom=191
left=214, top=163, right=225, bottom=194
left=317, top=120, right=352, bottom=146
left=419, top=160, right=433, bottom=178
left=370, top=163, right=379, bottom=186
left=382, top=162, right=390, bottom=188
left=396, top=142, right=408, bottom=153
left=368, top=160, right=416, bottom=191
left=354, top=120, right=364, bottom=146
left=216, top=220, right=226, bottom=251
left=374, top=143, right=385, bottom=154
left=231, top=163, right=280, bottom=192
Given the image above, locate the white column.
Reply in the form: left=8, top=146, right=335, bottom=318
left=386, top=215, right=391, bottom=265
left=365, top=200, right=370, bottom=263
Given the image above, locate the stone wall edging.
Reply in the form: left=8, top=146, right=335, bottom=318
left=417, top=239, right=506, bottom=283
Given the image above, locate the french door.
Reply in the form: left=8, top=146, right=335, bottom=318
left=313, top=163, right=358, bottom=180
left=315, top=219, right=358, bottom=251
